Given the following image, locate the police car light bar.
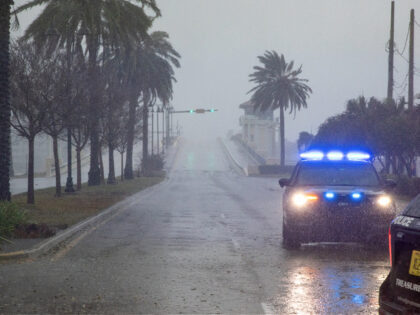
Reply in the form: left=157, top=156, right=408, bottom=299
left=300, top=150, right=371, bottom=161
left=326, top=151, right=344, bottom=161
left=299, top=150, right=324, bottom=160
left=346, top=151, right=371, bottom=161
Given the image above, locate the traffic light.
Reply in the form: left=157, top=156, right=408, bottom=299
left=176, top=108, right=218, bottom=114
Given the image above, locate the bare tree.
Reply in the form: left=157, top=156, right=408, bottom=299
left=9, top=40, right=46, bottom=204
left=40, top=51, right=67, bottom=197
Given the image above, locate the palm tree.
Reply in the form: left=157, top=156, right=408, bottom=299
left=249, top=51, right=312, bottom=167
left=13, top=0, right=160, bottom=186
left=124, top=31, right=180, bottom=178
left=297, top=131, right=313, bottom=153
left=0, top=0, right=13, bottom=201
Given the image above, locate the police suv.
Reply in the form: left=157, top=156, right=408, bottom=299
left=379, top=196, right=420, bottom=313
left=279, top=150, right=396, bottom=248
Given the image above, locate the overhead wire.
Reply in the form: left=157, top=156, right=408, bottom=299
left=393, top=22, right=420, bottom=77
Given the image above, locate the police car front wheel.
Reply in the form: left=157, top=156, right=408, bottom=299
left=282, top=221, right=301, bottom=249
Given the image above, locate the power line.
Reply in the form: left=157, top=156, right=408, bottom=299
left=395, top=73, right=409, bottom=89
left=400, top=23, right=411, bottom=56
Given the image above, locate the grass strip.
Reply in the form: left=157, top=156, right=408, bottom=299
left=12, top=175, right=164, bottom=227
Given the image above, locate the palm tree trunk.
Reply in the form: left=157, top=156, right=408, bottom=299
left=87, top=38, right=101, bottom=186
left=27, top=136, right=35, bottom=204
left=142, top=104, right=149, bottom=172
left=76, top=147, right=82, bottom=190
left=279, top=105, right=286, bottom=167
left=52, top=135, right=61, bottom=197
left=385, top=153, right=391, bottom=174
left=9, top=136, right=14, bottom=177
left=124, top=92, right=137, bottom=180
left=0, top=0, right=12, bottom=201
left=107, top=141, right=116, bottom=184
left=391, top=155, right=397, bottom=175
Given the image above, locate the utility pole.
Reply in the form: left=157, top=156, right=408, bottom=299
left=387, top=1, right=395, bottom=101
left=156, top=107, right=160, bottom=155
left=408, top=9, right=415, bottom=110
left=152, top=106, right=155, bottom=155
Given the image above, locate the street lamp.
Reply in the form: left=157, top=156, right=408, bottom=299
left=156, top=106, right=161, bottom=155
left=64, top=32, right=75, bottom=193
left=149, top=103, right=154, bottom=155
left=77, top=26, right=102, bottom=185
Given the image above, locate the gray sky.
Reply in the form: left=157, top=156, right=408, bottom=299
left=12, top=0, right=420, bottom=142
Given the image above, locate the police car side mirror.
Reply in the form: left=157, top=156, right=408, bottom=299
left=384, top=179, right=397, bottom=190
left=279, top=178, right=290, bottom=188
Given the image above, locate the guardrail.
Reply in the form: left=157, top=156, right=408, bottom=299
left=232, top=137, right=266, bottom=165
left=219, top=138, right=248, bottom=176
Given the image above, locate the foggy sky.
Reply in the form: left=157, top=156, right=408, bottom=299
left=12, top=0, right=420, bottom=142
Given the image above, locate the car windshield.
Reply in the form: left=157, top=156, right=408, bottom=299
left=295, top=162, right=380, bottom=186
left=404, top=195, right=420, bottom=218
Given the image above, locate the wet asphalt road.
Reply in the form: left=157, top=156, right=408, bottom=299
left=0, top=138, right=390, bottom=314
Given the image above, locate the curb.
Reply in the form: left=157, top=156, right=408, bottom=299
left=0, top=177, right=166, bottom=262
left=219, top=138, right=248, bottom=176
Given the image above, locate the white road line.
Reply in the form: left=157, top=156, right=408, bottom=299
left=261, top=302, right=276, bottom=314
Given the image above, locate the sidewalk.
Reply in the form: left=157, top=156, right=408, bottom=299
left=1, top=140, right=179, bottom=260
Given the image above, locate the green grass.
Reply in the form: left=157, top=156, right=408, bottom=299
left=12, top=175, right=165, bottom=227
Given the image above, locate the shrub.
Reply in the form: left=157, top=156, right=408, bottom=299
left=0, top=202, right=26, bottom=239
left=394, top=176, right=420, bottom=197
left=142, top=154, right=165, bottom=174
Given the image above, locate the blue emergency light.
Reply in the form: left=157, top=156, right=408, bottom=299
left=346, top=151, right=371, bottom=161
left=351, top=192, right=362, bottom=200
left=324, top=192, right=336, bottom=200
left=300, top=150, right=324, bottom=160
left=326, top=151, right=344, bottom=161
left=300, top=150, right=371, bottom=162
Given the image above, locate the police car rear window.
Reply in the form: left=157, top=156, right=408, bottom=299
left=404, top=195, right=420, bottom=218
left=296, top=163, right=379, bottom=186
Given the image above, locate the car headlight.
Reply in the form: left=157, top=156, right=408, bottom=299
left=292, top=193, right=307, bottom=207
left=291, top=193, right=318, bottom=207
left=377, top=195, right=392, bottom=207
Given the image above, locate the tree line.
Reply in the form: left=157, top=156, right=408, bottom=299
left=0, top=0, right=180, bottom=204
left=310, top=96, right=420, bottom=177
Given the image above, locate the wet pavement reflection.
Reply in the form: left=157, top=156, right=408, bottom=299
left=0, top=138, right=392, bottom=314
left=274, top=244, right=389, bottom=314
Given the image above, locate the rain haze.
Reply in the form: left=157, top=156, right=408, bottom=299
left=13, top=0, right=420, bottom=142
left=2, top=1, right=420, bottom=313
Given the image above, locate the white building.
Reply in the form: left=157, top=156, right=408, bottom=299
left=238, top=101, right=276, bottom=163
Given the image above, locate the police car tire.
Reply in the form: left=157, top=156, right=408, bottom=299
left=283, top=222, right=300, bottom=249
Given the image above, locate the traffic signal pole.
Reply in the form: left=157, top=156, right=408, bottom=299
left=408, top=9, right=415, bottom=110
left=172, top=108, right=218, bottom=114
left=387, top=1, right=395, bottom=101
